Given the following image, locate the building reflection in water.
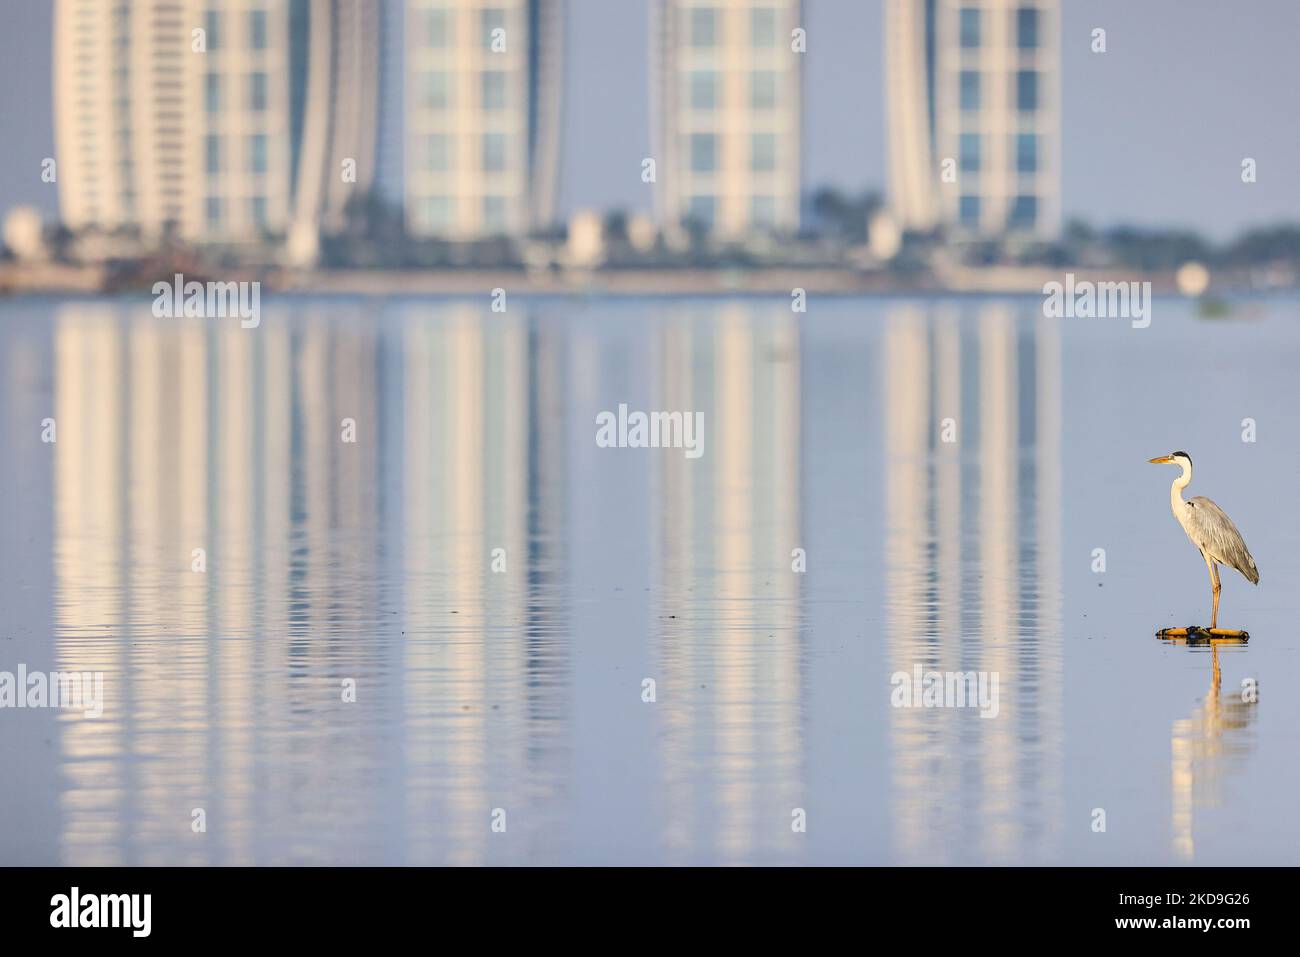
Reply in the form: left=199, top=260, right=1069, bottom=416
left=883, top=302, right=1063, bottom=864
left=1169, top=645, right=1257, bottom=860
left=37, top=296, right=1072, bottom=864
left=49, top=301, right=569, bottom=865
left=653, top=303, right=804, bottom=865
left=399, top=303, right=570, bottom=865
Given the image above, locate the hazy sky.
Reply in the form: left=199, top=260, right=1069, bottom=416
left=3, top=0, right=1298, bottom=238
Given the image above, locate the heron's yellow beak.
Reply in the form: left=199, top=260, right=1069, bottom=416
left=1148, top=456, right=1173, bottom=464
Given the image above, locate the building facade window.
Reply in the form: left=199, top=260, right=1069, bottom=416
left=752, top=8, right=777, bottom=47
left=205, top=72, right=221, bottom=112
left=690, top=8, right=717, bottom=47
left=690, top=70, right=717, bottom=110
left=1017, top=70, right=1038, bottom=111
left=419, top=196, right=452, bottom=229
left=204, top=10, right=219, bottom=50
left=419, top=9, right=449, bottom=47
left=751, top=70, right=777, bottom=109
left=249, top=134, right=268, bottom=174
left=1017, top=7, right=1040, bottom=49
left=483, top=195, right=507, bottom=231
left=959, top=194, right=980, bottom=226
left=205, top=134, right=222, bottom=174
left=422, top=134, right=451, bottom=172
left=959, top=8, right=980, bottom=48
left=481, top=70, right=506, bottom=110
left=689, top=133, right=716, bottom=173
left=249, top=71, right=268, bottom=111
left=959, top=132, right=980, bottom=172
left=959, top=70, right=979, bottom=111
left=482, top=132, right=507, bottom=172
left=687, top=194, right=715, bottom=227
left=751, top=195, right=776, bottom=228
left=481, top=8, right=506, bottom=48
left=249, top=10, right=268, bottom=50
left=1009, top=194, right=1037, bottom=228
left=418, top=72, right=450, bottom=110
left=1016, top=132, right=1038, bottom=172
left=751, top=133, right=777, bottom=172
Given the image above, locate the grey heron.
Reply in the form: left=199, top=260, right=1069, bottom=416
left=1149, top=451, right=1258, bottom=629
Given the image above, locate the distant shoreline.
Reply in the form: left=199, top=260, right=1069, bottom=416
left=5, top=261, right=1284, bottom=298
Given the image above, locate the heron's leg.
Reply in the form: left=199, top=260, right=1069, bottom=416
left=1200, top=550, right=1218, bottom=628
left=1210, top=562, right=1221, bottom=629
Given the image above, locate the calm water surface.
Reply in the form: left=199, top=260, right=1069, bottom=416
left=1, top=294, right=1297, bottom=865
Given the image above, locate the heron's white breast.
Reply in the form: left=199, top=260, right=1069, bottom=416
left=1173, top=499, right=1200, bottom=546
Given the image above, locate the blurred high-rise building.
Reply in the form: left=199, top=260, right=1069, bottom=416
left=376, top=0, right=408, bottom=210
left=403, top=0, right=564, bottom=239
left=885, top=0, right=1060, bottom=239
left=52, top=0, right=381, bottom=252
left=651, top=0, right=804, bottom=241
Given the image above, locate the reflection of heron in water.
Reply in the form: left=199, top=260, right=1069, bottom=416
left=1149, top=452, right=1258, bottom=629
left=1166, top=642, right=1257, bottom=860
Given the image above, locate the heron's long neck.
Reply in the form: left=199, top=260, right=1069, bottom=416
left=1170, top=462, right=1192, bottom=508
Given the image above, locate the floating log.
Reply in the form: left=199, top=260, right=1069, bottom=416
left=1156, top=626, right=1249, bottom=642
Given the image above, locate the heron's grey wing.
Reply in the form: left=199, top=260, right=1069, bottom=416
left=1187, top=496, right=1259, bottom=583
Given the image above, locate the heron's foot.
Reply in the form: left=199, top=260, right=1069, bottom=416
left=1184, top=624, right=1250, bottom=639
